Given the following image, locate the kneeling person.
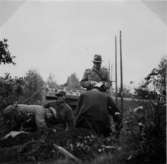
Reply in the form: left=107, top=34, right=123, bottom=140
left=44, top=91, right=74, bottom=131
left=75, top=84, right=122, bottom=137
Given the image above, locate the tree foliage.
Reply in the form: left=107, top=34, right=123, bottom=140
left=117, top=87, right=133, bottom=98
left=22, top=70, right=45, bottom=104
left=0, top=39, right=15, bottom=65
left=135, top=56, right=167, bottom=100
left=135, top=86, right=157, bottom=99
left=65, top=73, right=80, bottom=90
left=46, top=73, right=58, bottom=89
left=0, top=74, right=24, bottom=110
left=0, top=70, right=45, bottom=111
left=144, top=56, right=166, bottom=94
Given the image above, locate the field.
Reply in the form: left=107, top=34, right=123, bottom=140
left=0, top=98, right=165, bottom=164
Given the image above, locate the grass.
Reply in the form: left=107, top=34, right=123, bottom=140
left=0, top=98, right=165, bottom=164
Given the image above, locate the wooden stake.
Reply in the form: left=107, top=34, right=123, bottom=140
left=53, top=144, right=81, bottom=162
left=115, top=35, right=118, bottom=104
left=120, top=30, right=123, bottom=115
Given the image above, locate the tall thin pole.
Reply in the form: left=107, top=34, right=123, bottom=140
left=110, top=64, right=113, bottom=93
left=108, top=62, right=112, bottom=95
left=115, top=35, right=118, bottom=104
left=108, top=62, right=111, bottom=81
left=120, top=30, right=123, bottom=115
left=110, top=64, right=112, bottom=83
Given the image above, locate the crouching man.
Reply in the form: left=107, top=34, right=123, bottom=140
left=75, top=83, right=122, bottom=137
left=3, top=104, right=58, bottom=132
left=43, top=91, right=74, bottom=131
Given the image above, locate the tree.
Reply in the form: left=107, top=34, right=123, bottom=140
left=135, top=56, right=167, bottom=100
left=134, top=86, right=156, bottom=99
left=21, top=70, right=45, bottom=104
left=0, top=39, right=15, bottom=65
left=0, top=38, right=17, bottom=109
left=46, top=73, right=58, bottom=89
left=65, top=73, right=80, bottom=90
left=0, top=70, right=45, bottom=110
left=144, top=56, right=166, bottom=95
left=0, top=74, right=25, bottom=110
left=117, top=86, right=133, bottom=98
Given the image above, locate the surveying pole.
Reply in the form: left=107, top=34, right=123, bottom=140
left=108, top=62, right=111, bottom=80
left=120, top=30, right=124, bottom=115
left=115, top=35, right=118, bottom=104
left=108, top=62, right=112, bottom=96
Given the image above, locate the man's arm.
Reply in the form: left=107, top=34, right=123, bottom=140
left=107, top=97, right=122, bottom=131
left=65, top=105, right=74, bottom=130
left=74, top=94, right=84, bottom=117
left=74, top=94, right=85, bottom=126
left=43, top=102, right=50, bottom=108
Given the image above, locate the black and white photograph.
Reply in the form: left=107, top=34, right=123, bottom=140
left=0, top=0, right=166, bottom=163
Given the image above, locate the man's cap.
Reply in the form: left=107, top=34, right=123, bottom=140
left=93, top=54, right=102, bottom=63
left=55, top=90, right=66, bottom=97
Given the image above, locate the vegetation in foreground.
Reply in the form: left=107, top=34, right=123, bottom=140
left=0, top=99, right=165, bottom=164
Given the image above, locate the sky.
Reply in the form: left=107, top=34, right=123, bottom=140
left=0, top=0, right=167, bottom=88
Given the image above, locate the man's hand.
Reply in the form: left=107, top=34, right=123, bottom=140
left=90, top=81, right=98, bottom=86
left=114, top=122, right=122, bottom=139
left=94, top=81, right=103, bottom=87
left=103, top=82, right=110, bottom=88
left=52, top=129, right=57, bottom=133
left=115, top=122, right=123, bottom=131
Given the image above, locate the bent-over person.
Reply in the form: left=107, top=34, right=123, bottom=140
left=3, top=104, right=57, bottom=132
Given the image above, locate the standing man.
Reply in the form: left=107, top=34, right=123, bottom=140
left=80, top=54, right=111, bottom=92
left=75, top=84, right=122, bottom=137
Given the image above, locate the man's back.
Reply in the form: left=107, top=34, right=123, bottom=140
left=75, top=89, right=113, bottom=136
left=75, top=88, right=122, bottom=136
left=76, top=89, right=109, bottom=121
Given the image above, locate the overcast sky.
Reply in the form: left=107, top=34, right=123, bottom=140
left=0, top=0, right=166, bottom=87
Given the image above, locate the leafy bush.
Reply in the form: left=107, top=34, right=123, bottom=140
left=0, top=74, right=24, bottom=111
left=0, top=70, right=45, bottom=111
left=122, top=101, right=166, bottom=164
left=20, top=70, right=45, bottom=104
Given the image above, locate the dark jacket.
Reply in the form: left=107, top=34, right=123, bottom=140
left=44, top=100, right=74, bottom=130
left=75, top=89, right=122, bottom=136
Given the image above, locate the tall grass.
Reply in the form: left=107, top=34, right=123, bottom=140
left=0, top=99, right=165, bottom=164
